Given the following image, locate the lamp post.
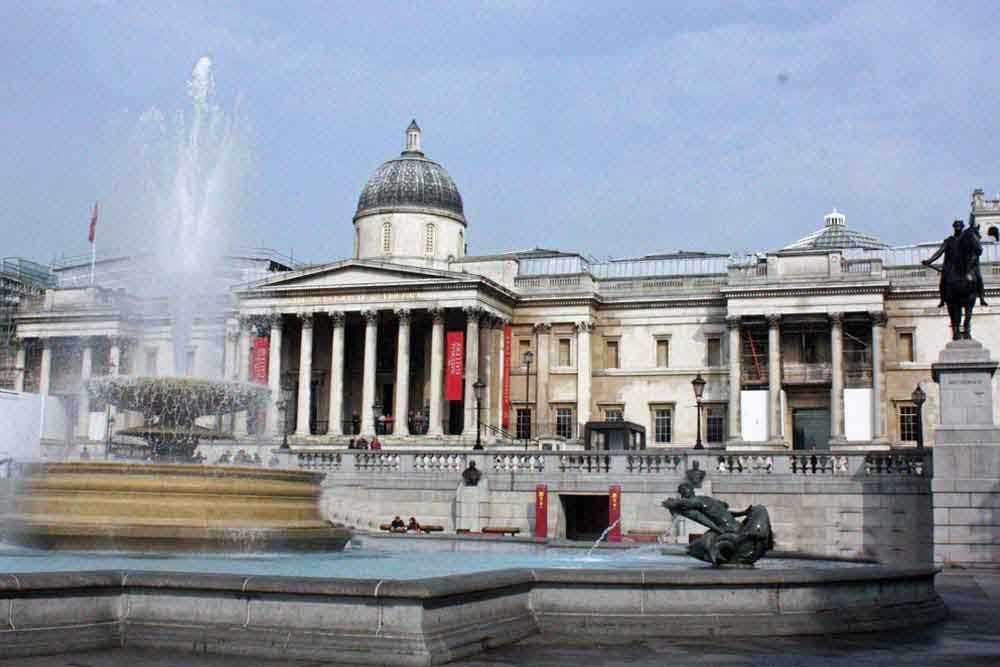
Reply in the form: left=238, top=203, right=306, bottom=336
left=372, top=400, right=382, bottom=436
left=911, top=384, right=926, bottom=449
left=691, top=372, right=706, bottom=450
left=473, top=378, right=485, bottom=450
left=523, top=350, right=534, bottom=450
left=277, top=399, right=290, bottom=450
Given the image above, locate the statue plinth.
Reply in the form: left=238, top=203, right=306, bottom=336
left=931, top=338, right=1000, bottom=568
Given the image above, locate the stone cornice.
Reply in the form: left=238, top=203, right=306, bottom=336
left=723, top=283, right=889, bottom=299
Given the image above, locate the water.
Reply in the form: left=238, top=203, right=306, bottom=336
left=0, top=542, right=864, bottom=580
left=586, top=518, right=621, bottom=557
left=136, top=57, right=252, bottom=374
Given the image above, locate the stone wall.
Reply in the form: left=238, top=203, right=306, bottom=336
left=315, top=450, right=933, bottom=563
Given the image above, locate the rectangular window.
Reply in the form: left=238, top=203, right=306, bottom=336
left=707, top=337, right=722, bottom=367
left=558, top=338, right=571, bottom=366
left=516, top=408, right=532, bottom=440
left=898, top=332, right=915, bottom=363
left=706, top=406, right=725, bottom=443
left=656, top=338, right=669, bottom=368
left=653, top=408, right=673, bottom=443
left=604, top=406, right=624, bottom=422
left=555, top=407, right=573, bottom=438
left=145, top=348, right=158, bottom=376
left=899, top=405, right=918, bottom=442
left=606, top=340, right=619, bottom=369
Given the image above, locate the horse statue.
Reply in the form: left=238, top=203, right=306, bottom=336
left=923, top=220, right=983, bottom=340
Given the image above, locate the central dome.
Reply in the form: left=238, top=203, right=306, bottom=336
left=354, top=120, right=466, bottom=224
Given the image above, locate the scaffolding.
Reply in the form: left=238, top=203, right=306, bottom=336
left=0, top=257, right=54, bottom=389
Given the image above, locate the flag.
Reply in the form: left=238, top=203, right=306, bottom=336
left=88, top=202, right=99, bottom=243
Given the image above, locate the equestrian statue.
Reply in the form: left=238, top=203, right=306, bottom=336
left=922, top=219, right=987, bottom=340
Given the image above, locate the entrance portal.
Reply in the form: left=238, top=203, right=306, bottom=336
left=793, top=409, right=831, bottom=451
left=560, top=494, right=609, bottom=541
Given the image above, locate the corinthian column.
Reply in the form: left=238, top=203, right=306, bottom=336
left=328, top=311, right=345, bottom=436
left=830, top=312, right=845, bottom=444
left=234, top=317, right=251, bottom=438
left=360, top=310, right=378, bottom=436
left=462, top=307, right=481, bottom=437
left=576, top=321, right=593, bottom=431
left=726, top=316, right=742, bottom=443
left=534, top=323, right=552, bottom=435
left=295, top=313, right=314, bottom=437
left=394, top=309, right=411, bottom=436
left=428, top=308, right=445, bottom=437
left=76, top=338, right=93, bottom=439
left=13, top=344, right=26, bottom=393
left=266, top=314, right=283, bottom=438
left=39, top=339, right=52, bottom=397
left=766, top=314, right=782, bottom=443
left=870, top=311, right=887, bottom=443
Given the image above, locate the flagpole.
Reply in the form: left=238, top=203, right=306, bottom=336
left=90, top=238, right=96, bottom=286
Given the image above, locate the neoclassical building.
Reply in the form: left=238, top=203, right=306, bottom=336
left=12, top=122, right=1000, bottom=453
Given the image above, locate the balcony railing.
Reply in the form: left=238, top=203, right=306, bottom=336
left=281, top=448, right=932, bottom=479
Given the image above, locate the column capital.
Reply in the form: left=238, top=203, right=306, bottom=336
left=766, top=313, right=781, bottom=329
left=829, top=311, right=844, bottom=326
left=238, top=314, right=256, bottom=330
left=575, top=320, right=594, bottom=334
left=462, top=305, right=484, bottom=321
left=394, top=308, right=412, bottom=324
left=533, top=322, right=552, bottom=334
left=361, top=309, right=379, bottom=325
left=268, top=312, right=284, bottom=327
left=299, top=312, right=314, bottom=328
left=726, top=315, right=742, bottom=330
left=110, top=335, right=133, bottom=350
left=327, top=310, right=346, bottom=327
left=429, top=307, right=446, bottom=324
left=225, top=327, right=241, bottom=343
left=869, top=311, right=887, bottom=327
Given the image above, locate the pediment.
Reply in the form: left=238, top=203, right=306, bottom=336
left=250, top=260, right=472, bottom=291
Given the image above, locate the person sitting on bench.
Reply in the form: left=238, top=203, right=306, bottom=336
left=390, top=515, right=405, bottom=532
left=407, top=516, right=421, bottom=532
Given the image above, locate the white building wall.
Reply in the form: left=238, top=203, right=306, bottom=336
left=355, top=211, right=466, bottom=263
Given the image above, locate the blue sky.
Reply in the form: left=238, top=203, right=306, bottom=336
left=2, top=1, right=999, bottom=264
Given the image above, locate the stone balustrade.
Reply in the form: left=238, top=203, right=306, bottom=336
left=291, top=448, right=931, bottom=481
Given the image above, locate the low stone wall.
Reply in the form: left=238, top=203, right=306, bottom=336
left=314, top=450, right=933, bottom=563
left=0, top=564, right=945, bottom=664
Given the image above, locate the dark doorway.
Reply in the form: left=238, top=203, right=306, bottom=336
left=448, top=400, right=464, bottom=435
left=793, top=409, right=831, bottom=451
left=561, top=494, right=610, bottom=541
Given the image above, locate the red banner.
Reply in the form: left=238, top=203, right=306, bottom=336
left=535, top=484, right=548, bottom=539
left=502, top=324, right=512, bottom=428
left=251, top=337, right=269, bottom=385
left=445, top=331, right=465, bottom=401
left=608, top=485, right=622, bottom=543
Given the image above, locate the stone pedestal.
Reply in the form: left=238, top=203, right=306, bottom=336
left=931, top=339, right=1000, bottom=568
left=455, top=478, right=489, bottom=532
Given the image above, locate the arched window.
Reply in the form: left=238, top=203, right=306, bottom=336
left=990, top=226, right=999, bottom=242
left=457, top=230, right=464, bottom=257
left=425, top=223, right=436, bottom=255
left=382, top=221, right=392, bottom=254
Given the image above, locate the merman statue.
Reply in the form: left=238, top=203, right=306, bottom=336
left=662, top=482, right=774, bottom=566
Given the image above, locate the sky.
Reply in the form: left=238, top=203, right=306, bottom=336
left=2, top=1, right=999, bottom=265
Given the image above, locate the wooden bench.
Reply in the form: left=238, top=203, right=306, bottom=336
left=482, top=526, right=521, bottom=536
left=625, top=529, right=665, bottom=543
left=379, top=524, right=407, bottom=533
left=420, top=525, right=444, bottom=534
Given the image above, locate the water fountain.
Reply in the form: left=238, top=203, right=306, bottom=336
left=1, top=59, right=350, bottom=554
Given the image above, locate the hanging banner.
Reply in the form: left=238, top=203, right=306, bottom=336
left=251, top=337, right=269, bottom=384
left=535, top=484, right=548, bottom=538
left=445, top=331, right=465, bottom=401
left=608, top=485, right=622, bottom=543
left=502, top=324, right=512, bottom=428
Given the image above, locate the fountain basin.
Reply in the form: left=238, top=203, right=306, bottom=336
left=2, top=462, right=351, bottom=553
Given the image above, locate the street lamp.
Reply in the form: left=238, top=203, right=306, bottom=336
left=372, top=400, right=382, bottom=436
left=691, top=372, right=707, bottom=450
left=473, top=378, right=485, bottom=450
left=277, top=399, right=290, bottom=450
left=523, top=350, right=534, bottom=450
left=911, top=384, right=926, bottom=449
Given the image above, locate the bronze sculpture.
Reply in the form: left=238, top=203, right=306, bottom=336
left=923, top=219, right=985, bottom=340
left=663, top=482, right=773, bottom=566
left=462, top=461, right=481, bottom=487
